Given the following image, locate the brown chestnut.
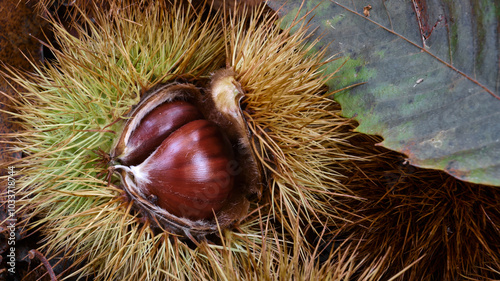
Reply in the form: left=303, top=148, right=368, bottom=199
left=132, top=119, right=235, bottom=220
left=113, top=84, right=238, bottom=222
left=123, top=101, right=203, bottom=166
left=112, top=82, right=259, bottom=236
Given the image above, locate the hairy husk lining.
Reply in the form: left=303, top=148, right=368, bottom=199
left=2, top=1, right=399, bottom=280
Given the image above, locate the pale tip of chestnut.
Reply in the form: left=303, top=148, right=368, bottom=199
left=113, top=164, right=150, bottom=195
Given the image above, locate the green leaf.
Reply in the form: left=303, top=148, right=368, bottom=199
left=268, top=0, right=500, bottom=186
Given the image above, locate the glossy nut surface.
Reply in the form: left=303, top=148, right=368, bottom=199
left=136, top=119, right=235, bottom=220
left=124, top=101, right=203, bottom=165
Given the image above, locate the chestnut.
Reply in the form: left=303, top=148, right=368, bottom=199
left=112, top=83, right=257, bottom=231
left=123, top=100, right=203, bottom=166
left=131, top=119, right=235, bottom=220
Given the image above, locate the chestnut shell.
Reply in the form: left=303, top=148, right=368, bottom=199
left=112, top=82, right=261, bottom=236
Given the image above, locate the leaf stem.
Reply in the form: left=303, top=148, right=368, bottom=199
left=330, top=0, right=500, bottom=101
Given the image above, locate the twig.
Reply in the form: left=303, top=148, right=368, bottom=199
left=28, top=249, right=58, bottom=281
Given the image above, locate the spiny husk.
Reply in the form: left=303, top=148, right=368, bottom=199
left=0, top=1, right=402, bottom=280
left=224, top=8, right=362, bottom=236
left=327, top=135, right=500, bottom=280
